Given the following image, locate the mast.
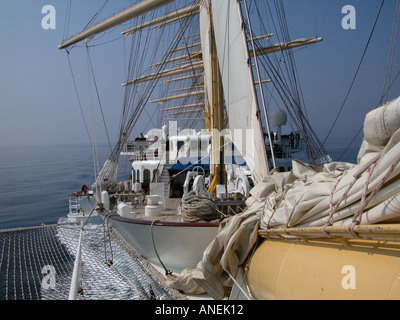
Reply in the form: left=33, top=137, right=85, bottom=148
left=205, top=0, right=271, bottom=183
left=210, top=4, right=226, bottom=188
left=201, top=1, right=226, bottom=192
left=58, top=0, right=175, bottom=49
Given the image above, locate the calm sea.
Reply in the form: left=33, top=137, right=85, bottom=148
left=0, top=144, right=132, bottom=230
left=0, top=143, right=358, bottom=230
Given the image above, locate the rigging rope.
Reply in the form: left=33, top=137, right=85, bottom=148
left=83, top=0, right=110, bottom=31
left=322, top=0, right=385, bottom=147
left=86, top=47, right=113, bottom=154
left=86, top=45, right=101, bottom=194
left=250, top=0, right=328, bottom=164
left=243, top=0, right=277, bottom=170
left=66, top=53, right=93, bottom=146
left=150, top=220, right=172, bottom=276
left=86, top=6, right=202, bottom=187
left=338, top=68, right=400, bottom=161
left=181, top=192, right=222, bottom=223
left=381, top=0, right=400, bottom=104
left=313, top=0, right=318, bottom=37
left=110, top=7, right=199, bottom=165
left=63, top=0, right=72, bottom=41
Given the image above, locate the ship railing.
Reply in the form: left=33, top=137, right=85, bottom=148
left=68, top=194, right=92, bottom=215
left=68, top=195, right=81, bottom=215
left=128, top=146, right=167, bottom=162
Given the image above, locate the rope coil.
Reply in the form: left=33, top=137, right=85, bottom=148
left=180, top=192, right=222, bottom=222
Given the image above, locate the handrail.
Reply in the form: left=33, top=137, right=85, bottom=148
left=68, top=202, right=98, bottom=300
left=68, top=193, right=93, bottom=197
left=68, top=229, right=83, bottom=300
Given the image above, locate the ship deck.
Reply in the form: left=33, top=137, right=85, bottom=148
left=109, top=192, right=246, bottom=224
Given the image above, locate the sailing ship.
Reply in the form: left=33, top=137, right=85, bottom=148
left=60, top=0, right=324, bottom=275
left=60, top=0, right=400, bottom=300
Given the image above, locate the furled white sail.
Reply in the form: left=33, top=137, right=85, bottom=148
left=122, top=61, right=203, bottom=86
left=207, top=0, right=270, bottom=182
left=122, top=4, right=199, bottom=36
left=59, top=0, right=175, bottom=49
left=168, top=96, right=400, bottom=299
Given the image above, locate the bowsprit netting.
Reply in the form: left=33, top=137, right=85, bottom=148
left=0, top=225, right=73, bottom=300
left=0, top=223, right=183, bottom=300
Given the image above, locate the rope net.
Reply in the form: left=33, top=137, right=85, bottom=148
left=0, top=223, right=184, bottom=300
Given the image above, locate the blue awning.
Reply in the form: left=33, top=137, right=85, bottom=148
left=170, top=155, right=247, bottom=171
left=170, top=158, right=210, bottom=171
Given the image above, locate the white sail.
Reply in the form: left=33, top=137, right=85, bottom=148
left=204, top=0, right=269, bottom=182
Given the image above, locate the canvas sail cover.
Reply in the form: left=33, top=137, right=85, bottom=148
left=199, top=0, right=269, bottom=183
left=168, top=96, right=400, bottom=299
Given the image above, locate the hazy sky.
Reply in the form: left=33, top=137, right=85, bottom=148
left=0, top=0, right=399, bottom=157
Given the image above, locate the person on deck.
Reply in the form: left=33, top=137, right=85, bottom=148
left=74, top=185, right=91, bottom=196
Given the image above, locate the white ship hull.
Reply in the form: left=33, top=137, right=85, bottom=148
left=102, top=213, right=219, bottom=274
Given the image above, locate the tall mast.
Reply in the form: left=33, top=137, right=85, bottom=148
left=205, top=0, right=270, bottom=183
left=203, top=2, right=226, bottom=191
left=210, top=4, right=226, bottom=188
